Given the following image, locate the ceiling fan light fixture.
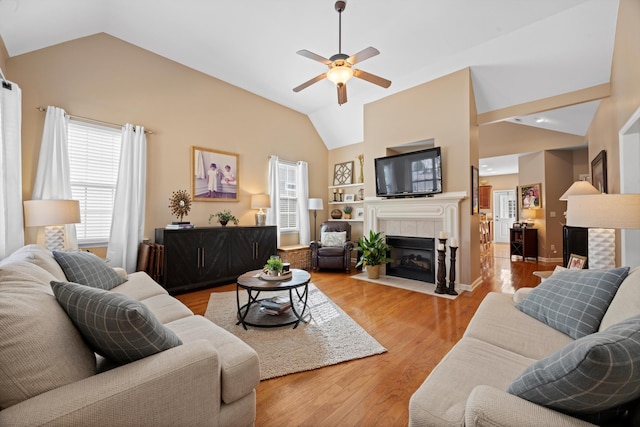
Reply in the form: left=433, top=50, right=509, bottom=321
left=327, top=65, right=353, bottom=85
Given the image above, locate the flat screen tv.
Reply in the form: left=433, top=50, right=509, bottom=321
left=374, top=147, right=442, bottom=198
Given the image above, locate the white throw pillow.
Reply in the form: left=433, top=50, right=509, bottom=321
left=321, top=231, right=347, bottom=247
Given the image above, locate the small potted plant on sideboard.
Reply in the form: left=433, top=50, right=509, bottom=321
left=209, top=210, right=239, bottom=226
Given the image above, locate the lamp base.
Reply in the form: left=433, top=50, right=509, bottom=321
left=44, top=225, right=66, bottom=252
left=255, top=212, right=266, bottom=227
left=588, top=228, right=615, bottom=269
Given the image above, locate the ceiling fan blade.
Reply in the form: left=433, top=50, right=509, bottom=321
left=348, top=47, right=380, bottom=65
left=296, top=49, right=332, bottom=65
left=337, top=83, right=348, bottom=105
left=293, top=73, right=327, bottom=92
left=353, top=69, right=392, bottom=88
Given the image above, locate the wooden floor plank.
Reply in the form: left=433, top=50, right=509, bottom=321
left=175, top=243, right=558, bottom=426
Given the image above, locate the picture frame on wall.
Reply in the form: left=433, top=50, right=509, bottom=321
left=591, top=150, right=607, bottom=193
left=519, top=183, right=542, bottom=209
left=191, top=146, right=239, bottom=202
left=471, top=166, right=479, bottom=215
left=333, top=161, right=354, bottom=185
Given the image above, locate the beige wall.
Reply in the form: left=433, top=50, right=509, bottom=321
left=363, top=68, right=479, bottom=285
left=6, top=33, right=327, bottom=247
left=544, top=150, right=574, bottom=262
left=0, top=37, right=7, bottom=75
left=479, top=121, right=585, bottom=159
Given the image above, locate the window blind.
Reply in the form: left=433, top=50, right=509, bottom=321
left=67, top=120, right=121, bottom=245
left=278, top=162, right=298, bottom=231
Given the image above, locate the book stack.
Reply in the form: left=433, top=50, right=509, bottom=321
left=165, top=223, right=195, bottom=229
left=260, top=296, right=291, bottom=316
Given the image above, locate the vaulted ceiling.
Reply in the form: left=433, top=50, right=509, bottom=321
left=0, top=0, right=619, bottom=152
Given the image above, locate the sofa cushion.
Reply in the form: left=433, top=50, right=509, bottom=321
left=321, top=231, right=347, bottom=247
left=51, top=281, right=182, bottom=364
left=53, top=250, right=127, bottom=290
left=516, top=267, right=629, bottom=339
left=0, top=244, right=67, bottom=281
left=508, top=315, right=640, bottom=417
left=600, top=266, right=640, bottom=331
left=0, top=276, right=96, bottom=409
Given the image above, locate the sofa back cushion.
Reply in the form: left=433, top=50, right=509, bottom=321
left=516, top=267, right=630, bottom=339
left=0, top=266, right=96, bottom=409
left=0, top=244, right=67, bottom=281
left=600, top=266, right=640, bottom=331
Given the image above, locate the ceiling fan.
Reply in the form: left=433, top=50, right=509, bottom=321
left=293, top=0, right=391, bottom=106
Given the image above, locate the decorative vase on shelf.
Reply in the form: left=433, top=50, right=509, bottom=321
left=331, top=209, right=343, bottom=219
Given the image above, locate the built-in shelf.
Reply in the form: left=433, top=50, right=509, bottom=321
left=329, top=218, right=363, bottom=222
left=328, top=200, right=364, bottom=205
left=328, top=183, right=364, bottom=189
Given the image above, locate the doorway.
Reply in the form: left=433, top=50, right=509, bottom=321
left=619, top=107, right=640, bottom=267
left=493, top=190, right=516, bottom=243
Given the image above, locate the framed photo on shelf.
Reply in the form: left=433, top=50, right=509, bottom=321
left=519, top=183, right=542, bottom=209
left=471, top=165, right=479, bottom=215
left=355, top=207, right=364, bottom=219
left=567, top=253, right=587, bottom=270
left=591, top=150, right=607, bottom=193
left=191, top=146, right=239, bottom=202
left=333, top=161, right=354, bottom=185
left=344, top=193, right=355, bottom=202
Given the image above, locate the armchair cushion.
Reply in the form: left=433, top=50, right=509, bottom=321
left=53, top=250, right=127, bottom=290
left=51, top=280, right=182, bottom=364
left=321, top=231, right=347, bottom=247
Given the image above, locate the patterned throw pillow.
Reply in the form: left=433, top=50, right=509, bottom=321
left=51, top=281, right=182, bottom=364
left=516, top=267, right=629, bottom=339
left=321, top=231, right=347, bottom=247
left=53, top=250, right=127, bottom=290
left=508, top=315, right=640, bottom=416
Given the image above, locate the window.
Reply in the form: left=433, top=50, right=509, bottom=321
left=278, top=161, right=298, bottom=232
left=67, top=120, right=121, bottom=246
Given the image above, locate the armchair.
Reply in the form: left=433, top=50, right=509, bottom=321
left=310, top=221, right=354, bottom=273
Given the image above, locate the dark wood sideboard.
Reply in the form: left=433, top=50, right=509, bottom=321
left=155, top=226, right=277, bottom=294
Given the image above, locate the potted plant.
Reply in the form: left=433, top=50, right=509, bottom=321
left=343, top=205, right=353, bottom=219
left=354, top=230, right=393, bottom=279
left=264, top=257, right=284, bottom=276
left=209, top=210, right=239, bottom=226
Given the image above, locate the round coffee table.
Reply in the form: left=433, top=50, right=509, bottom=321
left=236, top=269, right=311, bottom=329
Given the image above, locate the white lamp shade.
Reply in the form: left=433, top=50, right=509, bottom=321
left=23, top=200, right=81, bottom=227
left=521, top=209, right=537, bottom=220
left=308, top=198, right=324, bottom=210
left=566, top=194, right=640, bottom=229
left=250, top=194, right=271, bottom=209
left=559, top=181, right=600, bottom=201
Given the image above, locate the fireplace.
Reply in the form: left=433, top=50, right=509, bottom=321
left=386, top=235, right=435, bottom=283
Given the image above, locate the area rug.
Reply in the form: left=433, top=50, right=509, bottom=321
left=203, top=284, right=386, bottom=380
left=352, top=273, right=461, bottom=300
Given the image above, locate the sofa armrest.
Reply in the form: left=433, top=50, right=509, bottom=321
left=465, top=385, right=597, bottom=427
left=0, top=340, right=221, bottom=427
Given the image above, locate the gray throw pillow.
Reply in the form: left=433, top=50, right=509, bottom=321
left=508, top=315, right=640, bottom=416
left=51, top=281, right=182, bottom=364
left=53, top=250, right=127, bottom=290
left=516, top=267, right=629, bottom=339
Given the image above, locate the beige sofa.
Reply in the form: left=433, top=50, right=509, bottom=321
left=409, top=266, right=640, bottom=426
left=0, top=245, right=260, bottom=427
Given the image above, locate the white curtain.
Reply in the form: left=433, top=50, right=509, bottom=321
left=32, top=106, right=77, bottom=249
left=266, top=155, right=280, bottom=247
left=297, top=161, right=310, bottom=245
left=107, top=124, right=147, bottom=272
left=0, top=79, right=24, bottom=258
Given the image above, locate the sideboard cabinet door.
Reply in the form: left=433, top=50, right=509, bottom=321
left=231, top=226, right=278, bottom=275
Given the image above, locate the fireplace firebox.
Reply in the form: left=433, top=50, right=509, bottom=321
left=386, top=236, right=435, bottom=283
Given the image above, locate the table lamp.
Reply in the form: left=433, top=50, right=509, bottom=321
left=251, top=194, right=270, bottom=226
left=23, top=199, right=81, bottom=251
left=566, top=194, right=640, bottom=268
left=308, top=198, right=324, bottom=242
left=520, top=209, right=538, bottom=227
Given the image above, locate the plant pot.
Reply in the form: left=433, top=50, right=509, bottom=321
left=219, top=220, right=228, bottom=226
left=344, top=213, right=352, bottom=219
left=365, top=265, right=380, bottom=279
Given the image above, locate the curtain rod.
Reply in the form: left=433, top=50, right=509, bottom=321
left=36, top=107, right=153, bottom=134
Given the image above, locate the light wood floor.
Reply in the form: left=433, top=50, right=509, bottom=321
left=175, top=244, right=558, bottom=426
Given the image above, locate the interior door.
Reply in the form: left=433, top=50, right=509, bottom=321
left=493, top=190, right=516, bottom=243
